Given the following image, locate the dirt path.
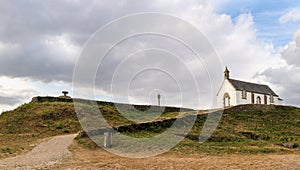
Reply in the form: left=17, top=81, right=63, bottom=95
left=1, top=134, right=299, bottom=169
left=54, top=145, right=300, bottom=170
left=0, top=134, right=77, bottom=169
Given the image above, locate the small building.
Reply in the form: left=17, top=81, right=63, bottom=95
left=217, top=67, right=283, bottom=108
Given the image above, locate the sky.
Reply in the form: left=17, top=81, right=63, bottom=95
left=0, top=0, right=300, bottom=111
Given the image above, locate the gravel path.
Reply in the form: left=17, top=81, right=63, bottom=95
left=58, top=148, right=300, bottom=170
left=0, top=134, right=77, bottom=170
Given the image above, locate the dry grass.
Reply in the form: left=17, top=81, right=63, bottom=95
left=0, top=133, right=49, bottom=159
left=0, top=102, right=81, bottom=159
left=1, top=101, right=300, bottom=161
left=51, top=141, right=300, bottom=169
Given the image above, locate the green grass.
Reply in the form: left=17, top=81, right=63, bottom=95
left=0, top=102, right=81, bottom=158
left=76, top=105, right=300, bottom=155
left=0, top=101, right=299, bottom=157
left=0, top=102, right=80, bottom=135
left=0, top=101, right=182, bottom=158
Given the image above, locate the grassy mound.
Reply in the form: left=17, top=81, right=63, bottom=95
left=77, top=104, right=300, bottom=155
left=0, top=102, right=79, bottom=135
left=0, top=102, right=77, bottom=158
left=0, top=100, right=182, bottom=158
left=177, top=104, right=300, bottom=154
left=0, top=100, right=299, bottom=157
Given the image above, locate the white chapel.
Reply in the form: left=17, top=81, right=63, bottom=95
left=217, top=67, right=283, bottom=108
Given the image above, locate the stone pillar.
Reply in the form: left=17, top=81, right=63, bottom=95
left=104, top=132, right=112, bottom=148
left=62, top=91, right=68, bottom=97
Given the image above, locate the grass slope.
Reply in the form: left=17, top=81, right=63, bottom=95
left=77, top=104, right=300, bottom=155
left=0, top=102, right=79, bottom=158
left=177, top=105, right=300, bottom=154
left=0, top=101, right=299, bottom=158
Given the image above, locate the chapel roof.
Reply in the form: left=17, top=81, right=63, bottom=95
left=228, top=78, right=278, bottom=96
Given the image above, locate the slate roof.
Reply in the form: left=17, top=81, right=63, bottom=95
left=228, top=79, right=278, bottom=96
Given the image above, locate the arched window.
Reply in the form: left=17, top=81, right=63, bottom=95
left=270, top=94, right=274, bottom=103
left=242, top=90, right=247, bottom=99
left=256, top=96, right=261, bottom=104
left=223, top=93, right=230, bottom=108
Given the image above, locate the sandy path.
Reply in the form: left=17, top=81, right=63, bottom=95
left=0, top=134, right=77, bottom=170
left=55, top=145, right=300, bottom=170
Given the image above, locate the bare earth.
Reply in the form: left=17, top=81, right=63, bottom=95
left=0, top=134, right=299, bottom=169
left=0, top=134, right=77, bottom=169
left=55, top=146, right=300, bottom=170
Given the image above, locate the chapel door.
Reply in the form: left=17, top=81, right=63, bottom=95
left=223, top=93, right=230, bottom=108
left=256, top=96, right=261, bottom=104
left=264, top=95, right=267, bottom=104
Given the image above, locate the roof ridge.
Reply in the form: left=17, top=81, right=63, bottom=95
left=229, top=78, right=269, bottom=87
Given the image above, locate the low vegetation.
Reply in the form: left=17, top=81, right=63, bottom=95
left=0, top=99, right=299, bottom=158
left=0, top=102, right=79, bottom=158
left=175, top=105, right=300, bottom=155
left=76, top=104, right=300, bottom=155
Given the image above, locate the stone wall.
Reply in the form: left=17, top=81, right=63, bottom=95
left=31, top=96, right=73, bottom=103
left=31, top=96, right=193, bottom=113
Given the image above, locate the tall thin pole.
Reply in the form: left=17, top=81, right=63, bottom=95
left=158, top=94, right=161, bottom=106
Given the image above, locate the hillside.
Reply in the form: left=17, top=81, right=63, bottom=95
left=0, top=98, right=189, bottom=158
left=0, top=98, right=299, bottom=158
left=77, top=104, right=300, bottom=155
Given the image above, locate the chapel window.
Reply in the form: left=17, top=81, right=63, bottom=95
left=242, top=90, right=247, bottom=99
left=270, top=94, right=274, bottom=103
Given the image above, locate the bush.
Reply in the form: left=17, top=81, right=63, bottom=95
left=55, top=123, right=63, bottom=129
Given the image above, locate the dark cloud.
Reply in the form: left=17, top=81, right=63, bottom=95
left=0, top=0, right=161, bottom=82
left=0, top=95, right=22, bottom=105
left=0, top=42, right=74, bottom=82
left=1, top=0, right=297, bottom=108
left=257, top=29, right=300, bottom=106
left=77, top=23, right=219, bottom=108
left=259, top=66, right=300, bottom=106
left=0, top=0, right=163, bottom=45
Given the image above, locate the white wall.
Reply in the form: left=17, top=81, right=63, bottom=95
left=236, top=90, right=251, bottom=105
left=236, top=91, right=282, bottom=105
left=236, top=92, right=266, bottom=105
left=216, top=79, right=236, bottom=108
left=253, top=93, right=265, bottom=104
left=274, top=96, right=283, bottom=105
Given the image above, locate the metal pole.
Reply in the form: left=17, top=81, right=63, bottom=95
left=158, top=94, right=161, bottom=106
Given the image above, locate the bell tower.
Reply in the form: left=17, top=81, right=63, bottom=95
left=224, top=66, right=229, bottom=79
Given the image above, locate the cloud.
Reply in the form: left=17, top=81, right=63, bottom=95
left=72, top=2, right=280, bottom=108
left=281, top=30, right=300, bottom=66
left=257, top=28, right=300, bottom=106
left=0, top=0, right=273, bottom=83
left=176, top=3, right=281, bottom=76
left=0, top=0, right=136, bottom=82
left=0, top=95, right=21, bottom=105
left=0, top=0, right=292, bottom=108
left=0, top=87, right=36, bottom=112
left=279, top=7, right=300, bottom=23
left=0, top=76, right=38, bottom=111
left=258, top=66, right=300, bottom=106
left=0, top=35, right=79, bottom=82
